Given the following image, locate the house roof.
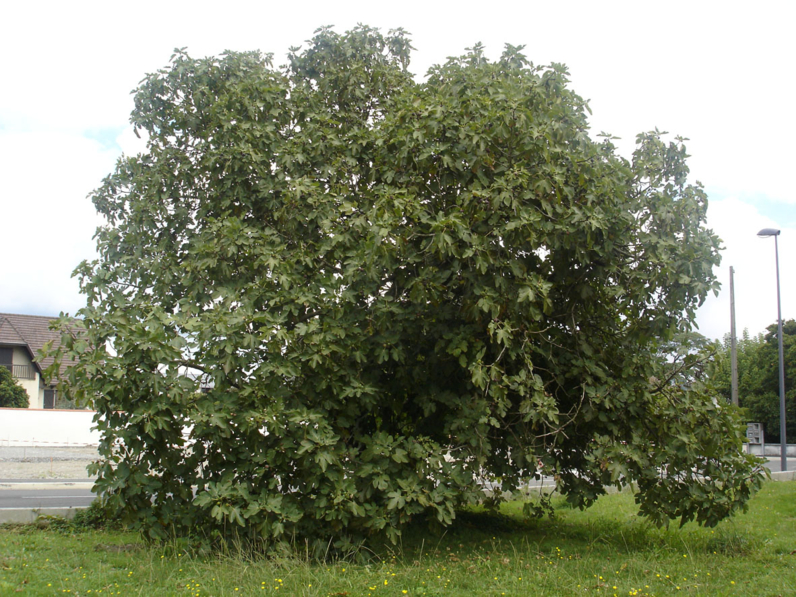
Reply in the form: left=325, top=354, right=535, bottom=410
left=0, top=317, right=29, bottom=348
left=0, top=313, right=80, bottom=383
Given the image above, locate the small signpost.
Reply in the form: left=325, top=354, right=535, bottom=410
left=746, top=423, right=764, bottom=455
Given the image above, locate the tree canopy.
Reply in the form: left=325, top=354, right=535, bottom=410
left=0, top=366, right=30, bottom=409
left=49, top=26, right=766, bottom=549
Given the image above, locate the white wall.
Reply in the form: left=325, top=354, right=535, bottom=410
left=0, top=408, right=99, bottom=446
left=747, top=443, right=796, bottom=457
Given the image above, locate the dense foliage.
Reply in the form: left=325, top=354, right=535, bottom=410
left=713, top=320, right=795, bottom=444
left=48, top=26, right=766, bottom=549
left=0, top=366, right=30, bottom=408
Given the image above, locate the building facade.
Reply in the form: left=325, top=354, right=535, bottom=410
left=0, top=313, right=76, bottom=409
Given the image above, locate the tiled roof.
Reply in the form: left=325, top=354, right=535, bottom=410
left=0, top=317, right=29, bottom=348
left=0, top=313, right=81, bottom=383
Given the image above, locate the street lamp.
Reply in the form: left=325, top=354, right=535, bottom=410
left=757, top=228, right=787, bottom=472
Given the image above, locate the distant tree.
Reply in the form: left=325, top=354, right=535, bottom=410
left=0, top=366, right=30, bottom=408
left=54, top=394, right=83, bottom=409
left=47, top=25, right=766, bottom=549
left=656, top=331, right=720, bottom=389
left=713, top=320, right=796, bottom=443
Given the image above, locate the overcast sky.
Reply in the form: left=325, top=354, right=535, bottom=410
left=1, top=0, right=793, bottom=341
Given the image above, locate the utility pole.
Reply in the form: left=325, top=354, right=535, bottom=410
left=730, top=266, right=739, bottom=406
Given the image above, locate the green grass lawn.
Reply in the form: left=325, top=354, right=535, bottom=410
left=1, top=481, right=794, bottom=596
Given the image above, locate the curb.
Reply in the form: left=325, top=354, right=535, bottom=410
left=770, top=470, right=796, bottom=481
left=0, top=507, right=85, bottom=524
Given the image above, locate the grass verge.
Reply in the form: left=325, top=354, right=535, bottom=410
left=0, top=481, right=794, bottom=596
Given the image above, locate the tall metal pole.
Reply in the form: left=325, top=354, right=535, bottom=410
left=730, top=266, right=739, bottom=406
left=758, top=228, right=787, bottom=472
left=774, top=234, right=787, bottom=472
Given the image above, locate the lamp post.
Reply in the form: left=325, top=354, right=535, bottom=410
left=757, top=228, right=787, bottom=472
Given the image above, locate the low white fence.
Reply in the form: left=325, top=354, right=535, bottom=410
left=746, top=443, right=796, bottom=457
left=0, top=408, right=99, bottom=447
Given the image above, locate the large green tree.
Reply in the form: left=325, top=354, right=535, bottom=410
left=49, top=26, right=765, bottom=548
left=713, top=320, right=796, bottom=444
left=0, top=366, right=30, bottom=408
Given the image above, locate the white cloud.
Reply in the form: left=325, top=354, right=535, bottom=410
left=0, top=131, right=114, bottom=316
left=116, top=126, right=148, bottom=157
left=695, top=197, right=796, bottom=340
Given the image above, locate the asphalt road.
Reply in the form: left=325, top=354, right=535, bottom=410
left=762, top=457, right=786, bottom=473
left=0, top=486, right=95, bottom=509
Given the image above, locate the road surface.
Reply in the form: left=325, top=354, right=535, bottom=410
left=0, top=485, right=95, bottom=509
